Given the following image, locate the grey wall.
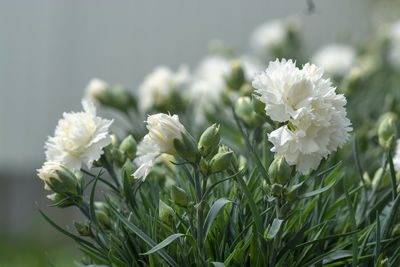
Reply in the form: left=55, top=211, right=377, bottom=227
left=0, top=0, right=371, bottom=234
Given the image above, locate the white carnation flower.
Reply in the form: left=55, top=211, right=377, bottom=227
left=312, top=44, right=356, bottom=77
left=84, top=78, right=108, bottom=104
left=393, top=139, right=400, bottom=172
left=138, top=65, right=189, bottom=112
left=253, top=59, right=352, bottom=174
left=37, top=161, right=63, bottom=190
left=133, top=113, right=187, bottom=181
left=45, top=100, right=113, bottom=170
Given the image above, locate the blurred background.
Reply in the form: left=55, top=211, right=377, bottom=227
left=0, top=0, right=395, bottom=265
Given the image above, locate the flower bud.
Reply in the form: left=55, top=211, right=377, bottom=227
left=198, top=124, right=220, bottom=157
left=210, top=151, right=233, bottom=173
left=122, top=160, right=136, bottom=181
left=235, top=96, right=263, bottom=128
left=46, top=193, right=75, bottom=208
left=119, top=135, right=137, bottom=160
left=171, top=185, right=189, bottom=207
left=37, top=162, right=80, bottom=196
left=173, top=132, right=198, bottom=163
left=271, top=183, right=283, bottom=197
left=74, top=221, right=90, bottom=236
left=239, top=83, right=253, bottom=96
left=268, top=156, right=292, bottom=185
left=95, top=210, right=111, bottom=228
left=378, top=114, right=397, bottom=150
left=238, top=155, right=247, bottom=171
left=225, top=60, right=245, bottom=91
left=199, top=158, right=210, bottom=176
left=252, top=94, right=266, bottom=114
left=159, top=200, right=174, bottom=225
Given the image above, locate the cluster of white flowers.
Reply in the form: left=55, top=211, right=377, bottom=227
left=43, top=100, right=113, bottom=170
left=138, top=65, right=189, bottom=112
left=312, top=44, right=356, bottom=77
left=133, top=113, right=187, bottom=181
left=253, top=59, right=352, bottom=174
left=388, top=20, right=400, bottom=68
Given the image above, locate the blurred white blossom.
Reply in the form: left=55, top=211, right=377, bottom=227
left=84, top=78, right=109, bottom=104
left=138, top=65, right=189, bottom=112
left=189, top=56, right=231, bottom=112
left=388, top=20, right=400, bottom=68
left=45, top=100, right=113, bottom=170
left=253, top=59, right=352, bottom=174
left=312, top=44, right=356, bottom=77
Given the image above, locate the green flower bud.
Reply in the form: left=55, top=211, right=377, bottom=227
left=173, top=132, right=198, bottom=163
left=74, top=221, right=90, bottom=236
left=159, top=200, right=174, bottom=225
left=199, top=158, right=210, bottom=176
left=37, top=162, right=80, bottom=196
left=46, top=193, right=75, bottom=208
left=283, top=183, right=302, bottom=202
left=198, top=124, right=220, bottom=157
left=271, top=183, right=283, bottom=196
left=96, top=85, right=136, bottom=112
left=268, top=156, right=292, bottom=185
left=110, top=134, right=119, bottom=149
left=171, top=185, right=189, bottom=207
left=235, top=96, right=263, bottom=128
left=238, top=155, right=247, bottom=171
left=210, top=151, right=233, bottom=173
left=119, top=135, right=137, bottom=160
left=225, top=60, right=245, bottom=91
left=239, top=83, right=252, bottom=96
left=372, top=167, right=390, bottom=190
left=95, top=210, right=111, bottom=228
left=121, top=160, right=136, bottom=181
left=378, top=115, right=397, bottom=150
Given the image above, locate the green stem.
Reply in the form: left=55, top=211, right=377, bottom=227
left=193, top=166, right=205, bottom=264
left=388, top=151, right=398, bottom=200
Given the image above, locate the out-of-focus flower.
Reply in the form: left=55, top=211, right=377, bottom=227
left=138, top=65, right=189, bottom=112
left=249, top=17, right=301, bottom=60
left=190, top=56, right=231, bottom=113
left=253, top=59, right=352, bottom=174
left=45, top=100, right=113, bottom=170
left=388, top=20, right=400, bottom=68
left=133, top=113, right=188, bottom=181
left=312, top=44, right=356, bottom=77
left=85, top=78, right=109, bottom=104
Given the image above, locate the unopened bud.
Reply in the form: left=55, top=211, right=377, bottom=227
left=37, top=162, right=80, bottom=196
left=271, top=184, right=283, bottom=196
left=210, top=151, right=233, bottom=173
left=171, top=185, right=189, bottom=207
left=95, top=210, right=111, bottom=228
left=173, top=133, right=198, bottom=163
left=122, top=160, right=136, bottom=181
left=378, top=114, right=397, bottom=150
left=235, top=96, right=263, bottom=128
left=225, top=60, right=245, bottom=90
left=74, top=221, right=90, bottom=236
left=119, top=135, right=137, bottom=160
left=46, top=193, right=75, bottom=208
left=198, top=124, right=220, bottom=157
left=268, top=156, right=292, bottom=185
left=159, top=200, right=174, bottom=225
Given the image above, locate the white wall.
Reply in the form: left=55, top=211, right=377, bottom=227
left=0, top=0, right=372, bottom=171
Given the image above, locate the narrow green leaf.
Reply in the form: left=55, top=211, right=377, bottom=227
left=211, top=262, right=226, bottom=267
left=381, top=193, right=400, bottom=240
left=388, top=151, right=398, bottom=200
left=108, top=250, right=128, bottom=267
left=106, top=197, right=179, bottom=267
left=203, top=198, right=232, bottom=241
left=267, top=218, right=283, bottom=239
left=297, top=181, right=336, bottom=199
left=141, top=234, right=185, bottom=256
left=375, top=212, right=381, bottom=264
left=343, top=181, right=358, bottom=267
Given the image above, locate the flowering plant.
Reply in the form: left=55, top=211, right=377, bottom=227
left=37, top=17, right=400, bottom=266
